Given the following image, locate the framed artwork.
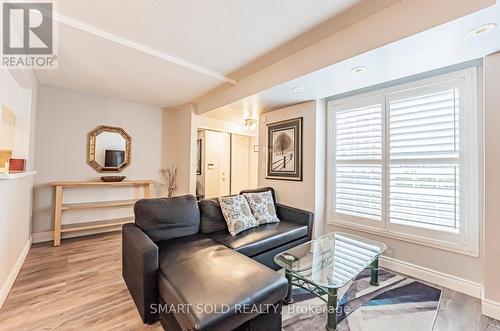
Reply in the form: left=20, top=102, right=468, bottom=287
left=266, top=117, right=302, bottom=181
left=196, top=139, right=202, bottom=175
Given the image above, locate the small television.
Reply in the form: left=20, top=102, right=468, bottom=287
left=105, top=149, right=125, bottom=167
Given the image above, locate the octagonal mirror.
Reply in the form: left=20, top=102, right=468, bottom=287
left=87, top=125, right=131, bottom=172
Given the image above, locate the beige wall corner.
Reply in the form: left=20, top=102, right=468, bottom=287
left=196, top=0, right=495, bottom=114
left=314, top=99, right=326, bottom=238
left=483, top=51, right=500, bottom=316
left=258, top=101, right=318, bottom=214
left=162, top=104, right=197, bottom=196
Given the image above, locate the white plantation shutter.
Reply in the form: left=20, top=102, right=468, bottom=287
left=329, top=68, right=479, bottom=253
left=388, top=86, right=460, bottom=232
left=334, top=102, right=383, bottom=221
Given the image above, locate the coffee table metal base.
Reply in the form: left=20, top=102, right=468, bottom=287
left=283, top=258, right=380, bottom=331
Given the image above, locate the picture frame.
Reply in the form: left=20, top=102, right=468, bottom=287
left=266, top=117, right=302, bottom=181
left=196, top=139, right=202, bottom=175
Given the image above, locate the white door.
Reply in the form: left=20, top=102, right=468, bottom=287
left=230, top=134, right=250, bottom=194
left=204, top=130, right=230, bottom=198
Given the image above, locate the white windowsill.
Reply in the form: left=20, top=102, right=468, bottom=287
left=0, top=171, right=37, bottom=180
left=327, top=219, right=478, bottom=257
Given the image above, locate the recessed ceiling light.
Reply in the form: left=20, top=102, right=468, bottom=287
left=351, top=66, right=366, bottom=73
left=468, top=23, right=496, bottom=37
left=292, top=87, right=304, bottom=92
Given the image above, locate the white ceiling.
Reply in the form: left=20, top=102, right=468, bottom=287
left=34, top=0, right=362, bottom=107
left=204, top=3, right=500, bottom=123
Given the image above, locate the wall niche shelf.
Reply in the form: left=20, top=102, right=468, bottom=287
left=51, top=180, right=154, bottom=246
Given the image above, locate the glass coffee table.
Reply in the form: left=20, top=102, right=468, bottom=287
left=274, top=232, right=387, bottom=331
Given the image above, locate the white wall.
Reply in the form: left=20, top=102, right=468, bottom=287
left=32, top=84, right=163, bottom=236
left=0, top=68, right=37, bottom=307
left=0, top=175, right=33, bottom=306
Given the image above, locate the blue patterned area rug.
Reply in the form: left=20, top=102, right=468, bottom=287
left=282, top=269, right=442, bottom=331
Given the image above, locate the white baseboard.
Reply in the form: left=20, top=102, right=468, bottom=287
left=32, top=226, right=122, bottom=244
left=0, top=237, right=31, bottom=308
left=482, top=298, right=500, bottom=321
left=380, top=256, right=483, bottom=298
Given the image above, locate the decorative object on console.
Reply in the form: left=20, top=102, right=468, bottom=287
left=219, top=195, right=258, bottom=236
left=8, top=158, right=26, bottom=172
left=87, top=125, right=131, bottom=173
left=0, top=150, right=12, bottom=173
left=100, top=175, right=126, bottom=182
left=160, top=163, right=177, bottom=197
left=266, top=117, right=302, bottom=181
left=243, top=190, right=280, bottom=225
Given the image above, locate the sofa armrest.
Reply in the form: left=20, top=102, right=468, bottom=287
left=276, top=203, right=314, bottom=240
left=122, top=223, right=159, bottom=324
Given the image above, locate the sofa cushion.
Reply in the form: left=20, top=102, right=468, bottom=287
left=208, top=221, right=308, bottom=257
left=158, top=235, right=287, bottom=331
left=134, top=195, right=200, bottom=243
left=199, top=198, right=227, bottom=234
left=240, top=187, right=277, bottom=207
left=242, top=191, right=280, bottom=225
left=219, top=195, right=258, bottom=236
left=199, top=188, right=277, bottom=234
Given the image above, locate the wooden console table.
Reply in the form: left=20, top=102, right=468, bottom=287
left=52, top=180, right=154, bottom=246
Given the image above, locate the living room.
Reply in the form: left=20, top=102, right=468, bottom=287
left=0, top=1, right=500, bottom=330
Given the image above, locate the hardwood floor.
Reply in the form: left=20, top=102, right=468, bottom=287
left=0, top=232, right=499, bottom=330
left=0, top=232, right=162, bottom=331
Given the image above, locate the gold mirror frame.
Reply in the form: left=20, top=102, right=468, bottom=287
left=87, top=125, right=131, bottom=173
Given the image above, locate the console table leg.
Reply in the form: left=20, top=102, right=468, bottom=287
left=53, top=186, right=63, bottom=247
left=326, top=288, right=338, bottom=331
left=370, top=258, right=380, bottom=286
left=284, top=269, right=294, bottom=304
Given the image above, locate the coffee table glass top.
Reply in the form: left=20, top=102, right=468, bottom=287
left=274, top=232, right=387, bottom=289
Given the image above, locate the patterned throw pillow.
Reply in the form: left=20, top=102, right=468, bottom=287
left=242, top=191, right=280, bottom=225
left=219, top=195, right=258, bottom=236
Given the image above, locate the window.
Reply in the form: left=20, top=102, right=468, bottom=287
left=327, top=69, right=480, bottom=255
left=334, top=99, right=383, bottom=222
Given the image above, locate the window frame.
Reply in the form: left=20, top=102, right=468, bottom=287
left=326, top=68, right=480, bottom=256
